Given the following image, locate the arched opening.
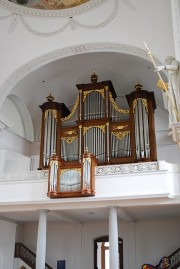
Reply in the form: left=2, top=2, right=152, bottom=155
left=94, top=236, right=123, bottom=269
left=0, top=94, right=34, bottom=142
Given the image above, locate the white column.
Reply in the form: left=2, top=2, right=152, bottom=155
left=36, top=210, right=47, bottom=269
left=171, top=0, right=180, bottom=60
left=109, top=207, right=119, bottom=269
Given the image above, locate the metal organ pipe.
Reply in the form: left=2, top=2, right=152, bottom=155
left=49, top=160, right=58, bottom=192
left=44, top=110, right=57, bottom=166
left=83, top=158, right=91, bottom=189
left=84, top=91, right=105, bottom=120
left=84, top=127, right=105, bottom=163
left=134, top=99, right=150, bottom=159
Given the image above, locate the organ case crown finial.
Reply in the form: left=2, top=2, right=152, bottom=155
left=91, top=71, right=98, bottom=83
left=46, top=93, right=54, bottom=102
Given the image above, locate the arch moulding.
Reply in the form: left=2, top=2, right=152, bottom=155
left=0, top=42, right=162, bottom=108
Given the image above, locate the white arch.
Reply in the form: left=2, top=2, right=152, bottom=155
left=0, top=42, right=164, bottom=110
left=0, top=94, right=34, bottom=142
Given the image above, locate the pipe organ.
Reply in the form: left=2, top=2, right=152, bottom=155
left=39, top=74, right=157, bottom=198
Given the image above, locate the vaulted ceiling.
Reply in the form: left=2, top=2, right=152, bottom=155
left=10, top=51, right=168, bottom=141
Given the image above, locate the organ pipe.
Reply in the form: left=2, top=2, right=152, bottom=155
left=43, top=77, right=157, bottom=199
left=40, top=77, right=157, bottom=172
left=126, top=83, right=157, bottom=162
left=39, top=94, right=70, bottom=170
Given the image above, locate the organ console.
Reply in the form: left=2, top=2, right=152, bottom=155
left=39, top=73, right=157, bottom=198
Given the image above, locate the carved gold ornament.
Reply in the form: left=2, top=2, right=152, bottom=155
left=83, top=89, right=105, bottom=102
left=133, top=98, right=148, bottom=112
left=112, top=125, right=128, bottom=130
left=111, top=131, right=130, bottom=140
left=62, top=130, right=77, bottom=135
left=60, top=168, right=81, bottom=177
left=44, top=109, right=57, bottom=121
left=83, top=125, right=105, bottom=135
left=61, top=136, right=77, bottom=144
left=61, top=95, right=79, bottom=122
left=109, top=92, right=129, bottom=114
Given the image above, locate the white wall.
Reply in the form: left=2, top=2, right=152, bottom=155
left=14, top=258, right=32, bottom=269
left=20, top=219, right=180, bottom=269
left=0, top=220, right=16, bottom=269
left=135, top=219, right=180, bottom=268
left=21, top=221, right=136, bottom=269
left=157, top=144, right=180, bottom=163
left=0, top=0, right=175, bottom=108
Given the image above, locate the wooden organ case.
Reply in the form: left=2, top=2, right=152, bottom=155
left=39, top=75, right=157, bottom=198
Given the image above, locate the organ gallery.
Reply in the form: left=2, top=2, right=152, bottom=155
left=39, top=73, right=157, bottom=198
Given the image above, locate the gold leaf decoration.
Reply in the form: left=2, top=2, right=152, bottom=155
left=60, top=168, right=81, bottom=177
left=61, top=95, right=79, bottom=122
left=44, top=109, right=57, bottom=121
left=83, top=89, right=105, bottom=102
left=61, top=136, right=77, bottom=144
left=109, top=92, right=129, bottom=114
left=112, top=125, right=128, bottom=130
left=111, top=131, right=130, bottom=140
left=133, top=98, right=148, bottom=113
left=83, top=125, right=105, bottom=135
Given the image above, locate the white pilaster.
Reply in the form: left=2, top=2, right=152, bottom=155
left=36, top=209, right=47, bottom=269
left=171, top=0, right=180, bottom=60
left=109, top=207, right=119, bottom=269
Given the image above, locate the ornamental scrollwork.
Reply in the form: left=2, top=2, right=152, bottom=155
left=133, top=98, right=148, bottom=113
left=111, top=130, right=130, bottom=140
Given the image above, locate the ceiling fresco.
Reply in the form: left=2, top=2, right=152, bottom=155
left=9, top=0, right=90, bottom=10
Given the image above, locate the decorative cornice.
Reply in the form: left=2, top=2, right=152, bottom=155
left=0, top=0, right=106, bottom=17
left=0, top=162, right=159, bottom=182
left=96, top=162, right=159, bottom=176
left=0, top=170, right=49, bottom=182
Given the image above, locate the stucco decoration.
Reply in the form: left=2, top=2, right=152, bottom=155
left=0, top=42, right=162, bottom=110
left=96, top=162, right=159, bottom=175
left=0, top=162, right=159, bottom=182
left=0, top=170, right=49, bottom=181
left=0, top=0, right=119, bottom=35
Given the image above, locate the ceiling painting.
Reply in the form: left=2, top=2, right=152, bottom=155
left=8, top=0, right=90, bottom=10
